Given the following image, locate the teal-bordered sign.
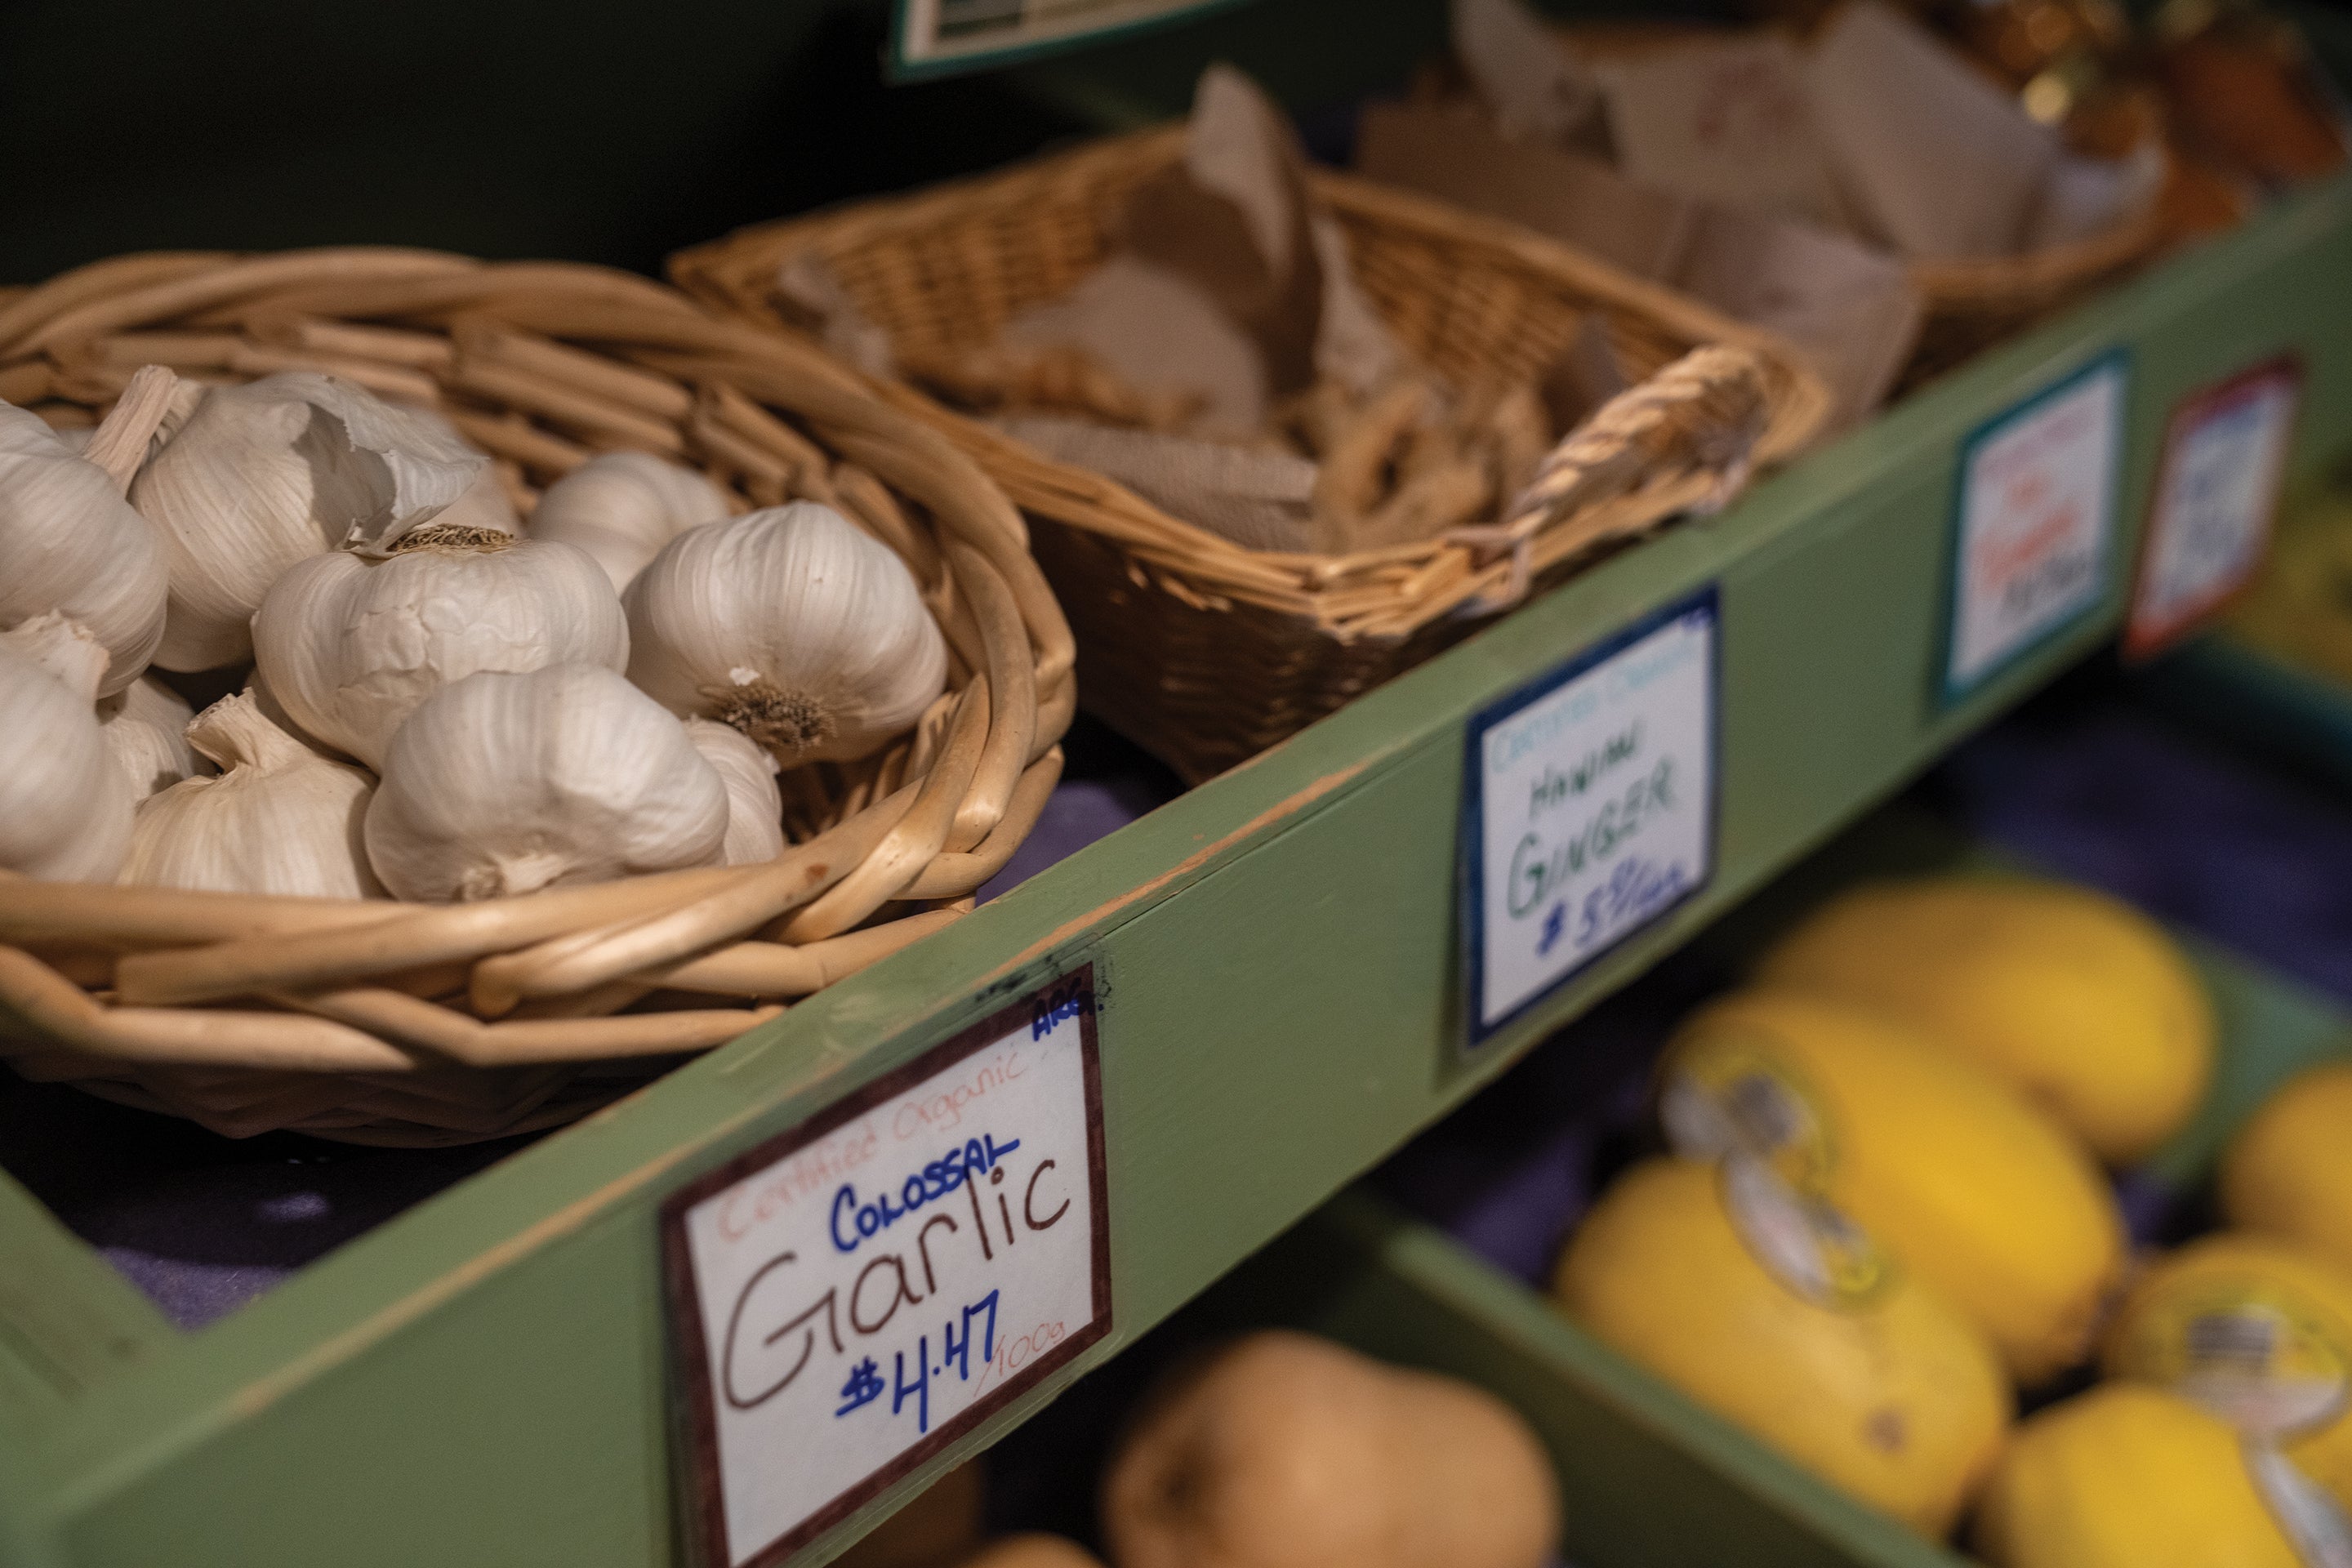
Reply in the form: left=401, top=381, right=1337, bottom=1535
left=891, top=0, right=1258, bottom=78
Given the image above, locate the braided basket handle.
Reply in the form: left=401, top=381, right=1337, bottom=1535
left=1445, top=345, right=1772, bottom=615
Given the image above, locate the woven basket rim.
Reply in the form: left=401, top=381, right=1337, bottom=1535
left=0, top=247, right=1077, bottom=1141
left=670, top=125, right=1832, bottom=639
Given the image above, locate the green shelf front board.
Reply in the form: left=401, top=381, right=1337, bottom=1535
left=5, top=176, right=2352, bottom=1568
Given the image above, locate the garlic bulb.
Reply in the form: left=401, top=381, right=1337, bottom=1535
left=100, top=675, right=212, bottom=798
left=252, top=529, right=626, bottom=769
left=431, top=459, right=524, bottom=537
left=366, top=663, right=729, bottom=902
left=132, top=372, right=487, bottom=670
left=625, top=503, right=947, bottom=766
left=0, top=639, right=134, bottom=882
left=0, top=400, right=167, bottom=695
left=527, top=451, right=731, bottom=591
left=685, top=718, right=786, bottom=865
left=119, top=693, right=381, bottom=898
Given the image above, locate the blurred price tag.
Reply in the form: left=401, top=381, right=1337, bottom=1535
left=1461, top=588, right=1718, bottom=1047
left=892, top=0, right=1253, bottom=78
left=665, top=968, right=1109, bottom=1567
left=2126, top=356, right=2303, bottom=660
left=1944, top=352, right=2130, bottom=701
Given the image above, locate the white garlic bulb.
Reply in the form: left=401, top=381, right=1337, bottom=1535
left=684, top=718, right=786, bottom=866
left=625, top=503, right=947, bottom=766
left=0, top=639, right=134, bottom=882
left=527, top=451, right=731, bottom=591
left=252, top=529, right=627, bottom=769
left=118, top=693, right=381, bottom=898
left=132, top=372, right=487, bottom=670
left=365, top=663, right=729, bottom=902
left=0, top=401, right=167, bottom=696
left=100, top=675, right=212, bottom=798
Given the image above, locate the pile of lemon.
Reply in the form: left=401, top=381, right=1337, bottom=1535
left=1550, top=876, right=2352, bottom=1566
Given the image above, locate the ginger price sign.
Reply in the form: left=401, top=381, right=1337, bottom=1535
left=1461, top=589, right=1719, bottom=1047
left=1944, top=352, right=2129, bottom=701
left=664, top=969, right=1110, bottom=1567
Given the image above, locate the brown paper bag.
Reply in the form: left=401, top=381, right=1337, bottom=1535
left=1590, top=33, right=1849, bottom=229
left=996, top=415, right=1320, bottom=554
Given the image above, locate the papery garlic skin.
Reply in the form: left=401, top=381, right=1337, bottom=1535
left=365, top=663, right=728, bottom=902
left=119, top=693, right=381, bottom=898
left=100, top=675, right=211, bottom=798
left=0, top=641, right=134, bottom=882
left=252, top=530, right=627, bottom=769
left=625, top=503, right=947, bottom=766
left=133, top=373, right=486, bottom=670
left=684, top=718, right=786, bottom=866
left=0, top=401, right=167, bottom=696
left=528, top=451, right=732, bottom=591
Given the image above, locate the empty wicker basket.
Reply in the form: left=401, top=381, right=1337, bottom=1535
left=0, top=248, right=1074, bottom=1144
left=672, top=127, right=1829, bottom=784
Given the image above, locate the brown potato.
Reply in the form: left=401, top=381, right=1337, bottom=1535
left=1100, top=1330, right=1561, bottom=1568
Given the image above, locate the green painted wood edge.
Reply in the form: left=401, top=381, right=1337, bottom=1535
left=2, top=174, right=2346, bottom=1564
left=0, top=1173, right=172, bottom=1426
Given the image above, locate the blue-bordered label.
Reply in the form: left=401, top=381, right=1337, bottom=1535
left=1460, top=587, right=1720, bottom=1048
left=890, top=0, right=1255, bottom=79
left=1942, top=350, right=2131, bottom=704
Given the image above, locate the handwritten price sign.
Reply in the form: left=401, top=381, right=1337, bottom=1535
left=664, top=969, right=1110, bottom=1567
left=2127, top=357, right=2303, bottom=659
left=1944, top=354, right=2129, bottom=699
left=1462, top=590, right=1717, bottom=1046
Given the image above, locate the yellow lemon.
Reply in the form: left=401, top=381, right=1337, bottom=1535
left=2108, top=1232, right=2352, bottom=1511
left=1553, top=1156, right=2010, bottom=1535
left=1976, top=1384, right=2325, bottom=1568
left=2225, top=1062, right=2352, bottom=1276
left=1662, top=989, right=2126, bottom=1383
left=1758, top=878, right=2214, bottom=1164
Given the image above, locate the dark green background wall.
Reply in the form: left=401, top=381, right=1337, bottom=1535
left=0, top=0, right=1449, bottom=283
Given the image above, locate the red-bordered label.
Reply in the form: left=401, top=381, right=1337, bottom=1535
left=2127, top=355, right=2305, bottom=661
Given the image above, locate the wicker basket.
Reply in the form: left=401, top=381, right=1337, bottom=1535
left=0, top=248, right=1075, bottom=1145
left=671, top=127, right=1830, bottom=784
left=1902, top=194, right=2166, bottom=387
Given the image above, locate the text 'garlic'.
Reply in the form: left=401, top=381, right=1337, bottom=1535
left=119, top=693, right=381, bottom=899
left=528, top=450, right=731, bottom=592
left=0, top=400, right=167, bottom=696
left=100, top=675, right=212, bottom=798
left=365, top=663, right=729, bottom=902
left=625, top=502, right=947, bottom=766
left=133, top=372, right=487, bottom=670
left=253, top=528, right=626, bottom=770
left=0, top=639, right=134, bottom=882
left=684, top=717, right=786, bottom=866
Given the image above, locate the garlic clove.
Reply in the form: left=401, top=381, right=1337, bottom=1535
left=684, top=717, right=786, bottom=865
left=624, top=502, right=947, bottom=767
left=118, top=692, right=382, bottom=898
left=0, top=639, right=135, bottom=882
left=132, top=372, right=488, bottom=670
left=0, top=400, right=168, bottom=696
left=527, top=451, right=732, bottom=592
left=99, top=674, right=212, bottom=799
left=365, top=663, right=729, bottom=902
left=252, top=531, right=627, bottom=770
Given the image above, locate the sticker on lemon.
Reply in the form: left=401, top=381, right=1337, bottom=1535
left=1661, top=990, right=2127, bottom=1383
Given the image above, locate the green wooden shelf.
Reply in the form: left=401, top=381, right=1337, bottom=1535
left=5, top=176, right=2352, bottom=1568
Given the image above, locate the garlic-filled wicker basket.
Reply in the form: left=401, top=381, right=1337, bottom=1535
left=0, top=250, right=1073, bottom=1145
left=673, top=127, right=1829, bottom=784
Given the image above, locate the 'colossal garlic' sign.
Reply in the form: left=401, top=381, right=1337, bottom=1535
left=665, top=968, right=1110, bottom=1566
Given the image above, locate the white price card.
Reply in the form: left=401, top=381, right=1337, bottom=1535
left=892, top=0, right=1251, bottom=78
left=664, top=969, right=1109, bottom=1568
left=1944, top=353, right=2130, bottom=700
left=2126, top=356, right=2304, bottom=660
left=1461, top=589, right=1718, bottom=1046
